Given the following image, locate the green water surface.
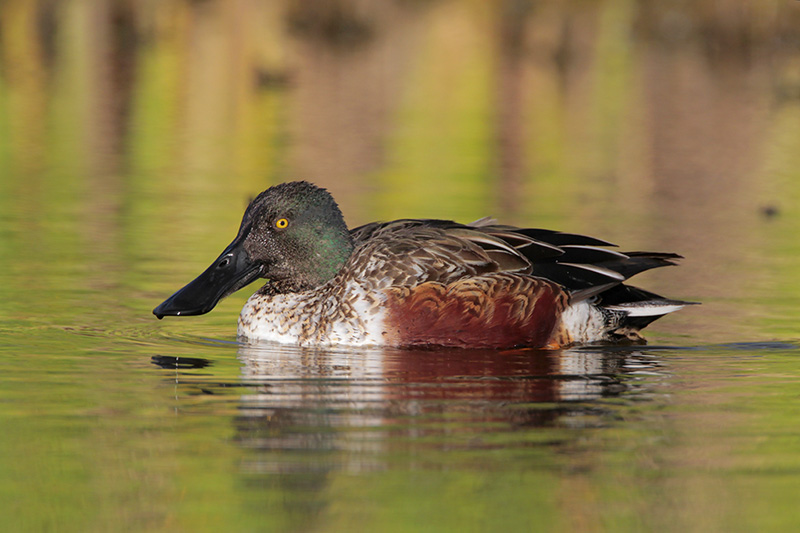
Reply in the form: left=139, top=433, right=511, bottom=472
left=3, top=1, right=800, bottom=531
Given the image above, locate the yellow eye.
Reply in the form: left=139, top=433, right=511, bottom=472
left=275, top=217, right=289, bottom=229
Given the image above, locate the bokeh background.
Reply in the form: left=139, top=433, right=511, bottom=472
left=4, top=1, right=800, bottom=531
left=3, top=0, right=800, bottom=340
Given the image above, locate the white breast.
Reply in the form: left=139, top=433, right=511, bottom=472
left=237, top=284, right=389, bottom=347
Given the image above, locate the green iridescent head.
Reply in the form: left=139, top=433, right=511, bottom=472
left=153, top=181, right=354, bottom=318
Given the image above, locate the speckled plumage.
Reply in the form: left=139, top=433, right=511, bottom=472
left=155, top=182, right=694, bottom=348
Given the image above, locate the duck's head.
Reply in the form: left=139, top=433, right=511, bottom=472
left=153, top=181, right=354, bottom=319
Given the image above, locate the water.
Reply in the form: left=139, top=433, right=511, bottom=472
left=3, top=0, right=800, bottom=531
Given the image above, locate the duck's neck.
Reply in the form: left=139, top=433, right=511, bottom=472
left=263, top=225, right=354, bottom=295
left=312, top=229, right=354, bottom=285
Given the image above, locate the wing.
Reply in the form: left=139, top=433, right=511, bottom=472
left=347, top=219, right=681, bottom=299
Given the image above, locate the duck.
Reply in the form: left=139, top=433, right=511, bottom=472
left=153, top=181, right=693, bottom=349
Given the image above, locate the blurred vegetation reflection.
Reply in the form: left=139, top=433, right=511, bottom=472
left=2, top=0, right=800, bottom=340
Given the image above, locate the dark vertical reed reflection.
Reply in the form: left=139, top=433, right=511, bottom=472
left=494, top=0, right=531, bottom=215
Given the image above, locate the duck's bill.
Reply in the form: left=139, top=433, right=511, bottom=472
left=153, top=241, right=263, bottom=319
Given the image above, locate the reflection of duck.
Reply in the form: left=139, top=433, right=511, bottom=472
left=237, top=343, right=658, bottom=417
left=233, top=343, right=664, bottom=471
left=154, top=182, right=693, bottom=348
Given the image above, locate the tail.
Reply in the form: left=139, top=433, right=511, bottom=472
left=460, top=225, right=697, bottom=344
left=565, top=284, right=697, bottom=344
left=601, top=298, right=697, bottom=343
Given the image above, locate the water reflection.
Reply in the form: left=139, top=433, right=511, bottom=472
left=151, top=354, right=213, bottom=370
left=224, top=343, right=666, bottom=474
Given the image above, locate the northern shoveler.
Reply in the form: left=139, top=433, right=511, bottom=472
left=153, top=181, right=693, bottom=348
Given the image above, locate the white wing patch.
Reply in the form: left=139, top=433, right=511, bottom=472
left=604, top=301, right=688, bottom=317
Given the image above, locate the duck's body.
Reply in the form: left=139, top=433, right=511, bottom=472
left=154, top=182, right=693, bottom=349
